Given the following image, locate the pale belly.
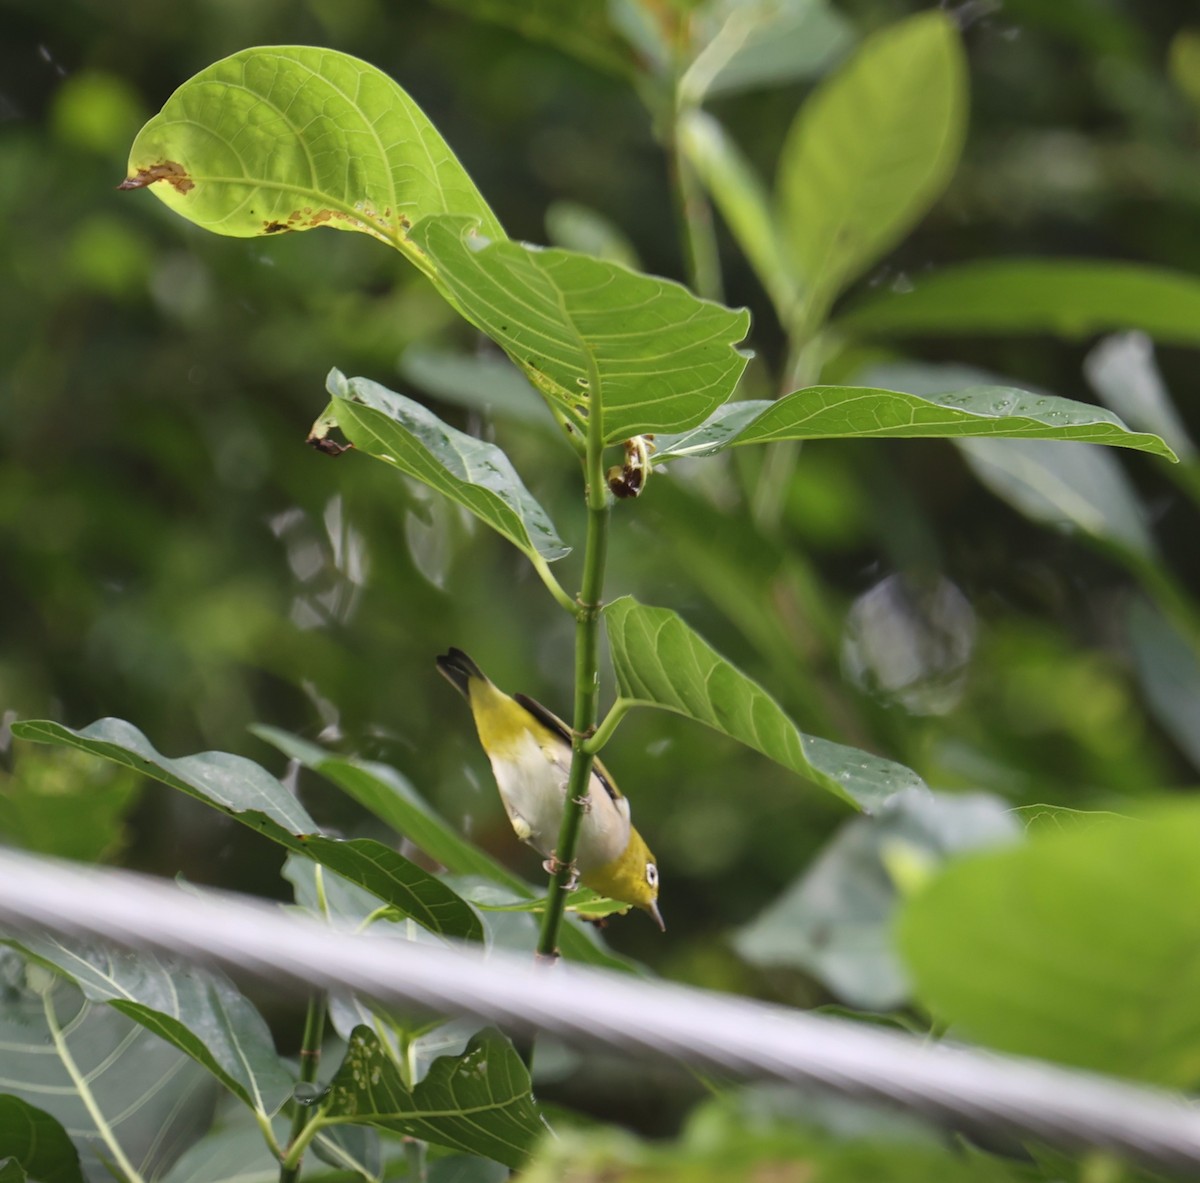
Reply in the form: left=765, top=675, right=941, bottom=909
left=488, top=732, right=630, bottom=872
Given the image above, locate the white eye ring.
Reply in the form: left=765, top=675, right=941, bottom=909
left=645, top=863, right=658, bottom=888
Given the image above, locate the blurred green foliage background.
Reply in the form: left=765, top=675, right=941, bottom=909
left=3, top=0, right=1200, bottom=1056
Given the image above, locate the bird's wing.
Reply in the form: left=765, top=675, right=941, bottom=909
left=514, top=692, right=624, bottom=804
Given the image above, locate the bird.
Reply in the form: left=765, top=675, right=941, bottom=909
left=436, top=648, right=663, bottom=930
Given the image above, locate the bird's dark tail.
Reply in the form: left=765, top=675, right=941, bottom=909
left=436, top=648, right=487, bottom=698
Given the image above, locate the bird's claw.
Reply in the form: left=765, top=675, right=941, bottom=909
left=543, top=854, right=579, bottom=890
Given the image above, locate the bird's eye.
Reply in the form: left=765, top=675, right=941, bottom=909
left=645, top=863, right=658, bottom=888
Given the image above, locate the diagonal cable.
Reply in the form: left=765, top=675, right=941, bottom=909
left=1, top=848, right=1199, bottom=1171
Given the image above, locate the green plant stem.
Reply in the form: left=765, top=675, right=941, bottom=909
left=666, top=107, right=723, bottom=303
left=530, top=551, right=578, bottom=615
left=280, top=992, right=329, bottom=1183
left=41, top=987, right=148, bottom=1183
left=537, top=352, right=611, bottom=962
left=584, top=698, right=633, bottom=755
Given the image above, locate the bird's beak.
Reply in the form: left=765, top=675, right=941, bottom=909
left=647, top=899, right=665, bottom=932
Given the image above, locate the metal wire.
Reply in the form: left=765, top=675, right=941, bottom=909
left=1, top=848, right=1199, bottom=1171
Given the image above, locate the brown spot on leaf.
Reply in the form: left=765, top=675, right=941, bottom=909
left=117, top=161, right=194, bottom=194
left=263, top=221, right=290, bottom=234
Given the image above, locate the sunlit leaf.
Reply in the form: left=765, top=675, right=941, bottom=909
left=9, top=937, right=292, bottom=1120
left=604, top=597, right=925, bottom=811
left=122, top=45, right=501, bottom=263
left=407, top=215, right=751, bottom=441
left=649, top=384, right=1176, bottom=462
left=254, top=727, right=638, bottom=973
left=319, top=370, right=569, bottom=563
left=679, top=110, right=797, bottom=318
left=11, top=719, right=481, bottom=941
left=777, top=12, right=966, bottom=311
left=0, top=746, right=141, bottom=863
left=840, top=259, right=1200, bottom=347
left=898, top=803, right=1200, bottom=1086
left=322, top=1027, right=545, bottom=1169
left=735, top=790, right=1018, bottom=1009
left=0, top=1097, right=83, bottom=1183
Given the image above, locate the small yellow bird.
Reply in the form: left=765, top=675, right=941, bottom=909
left=437, top=648, right=663, bottom=930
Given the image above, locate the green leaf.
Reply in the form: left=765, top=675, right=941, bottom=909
left=1170, top=29, right=1200, bottom=109
left=0, top=964, right=208, bottom=1181
left=407, top=215, right=751, bottom=441
left=323, top=1027, right=545, bottom=1169
left=0, top=1160, right=25, bottom=1183
left=777, top=12, right=966, bottom=311
left=1128, top=599, right=1200, bottom=775
left=1085, top=332, right=1197, bottom=461
left=0, top=746, right=141, bottom=863
left=253, top=727, right=638, bottom=974
left=604, top=596, right=924, bottom=811
left=959, top=437, right=1155, bottom=559
left=11, top=718, right=482, bottom=941
left=839, top=259, right=1200, bottom=347
left=0, top=1097, right=83, bottom=1183
left=898, top=802, right=1200, bottom=1087
left=9, top=937, right=292, bottom=1121
left=399, top=345, right=553, bottom=428
left=734, top=790, right=1019, bottom=1009
left=681, top=0, right=853, bottom=102
left=649, top=384, right=1177, bottom=462
left=122, top=46, right=501, bottom=254
left=1009, top=804, right=1128, bottom=834
left=544, top=201, right=640, bottom=270
left=679, top=110, right=797, bottom=319
left=320, top=370, right=569, bottom=563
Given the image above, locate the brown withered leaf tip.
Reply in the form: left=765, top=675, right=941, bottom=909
left=117, top=161, right=194, bottom=194
left=308, top=436, right=354, bottom=457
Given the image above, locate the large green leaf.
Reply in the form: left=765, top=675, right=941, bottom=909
left=734, top=790, right=1019, bottom=1009
left=604, top=597, right=924, bottom=812
left=407, top=215, right=751, bottom=441
left=839, top=259, right=1200, bottom=346
left=679, top=110, right=797, bottom=319
left=898, top=803, right=1200, bottom=1087
left=122, top=46, right=501, bottom=261
left=0, top=964, right=209, bottom=1181
left=777, top=11, right=966, bottom=312
left=0, top=1098, right=83, bottom=1183
left=9, top=936, right=292, bottom=1121
left=11, top=719, right=482, bottom=941
left=322, top=1027, right=545, bottom=1169
left=319, top=370, right=569, bottom=564
left=254, top=727, right=638, bottom=974
left=649, top=384, right=1177, bottom=461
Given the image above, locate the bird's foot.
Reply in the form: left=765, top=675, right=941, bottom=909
left=543, top=854, right=579, bottom=890
left=571, top=793, right=592, bottom=813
